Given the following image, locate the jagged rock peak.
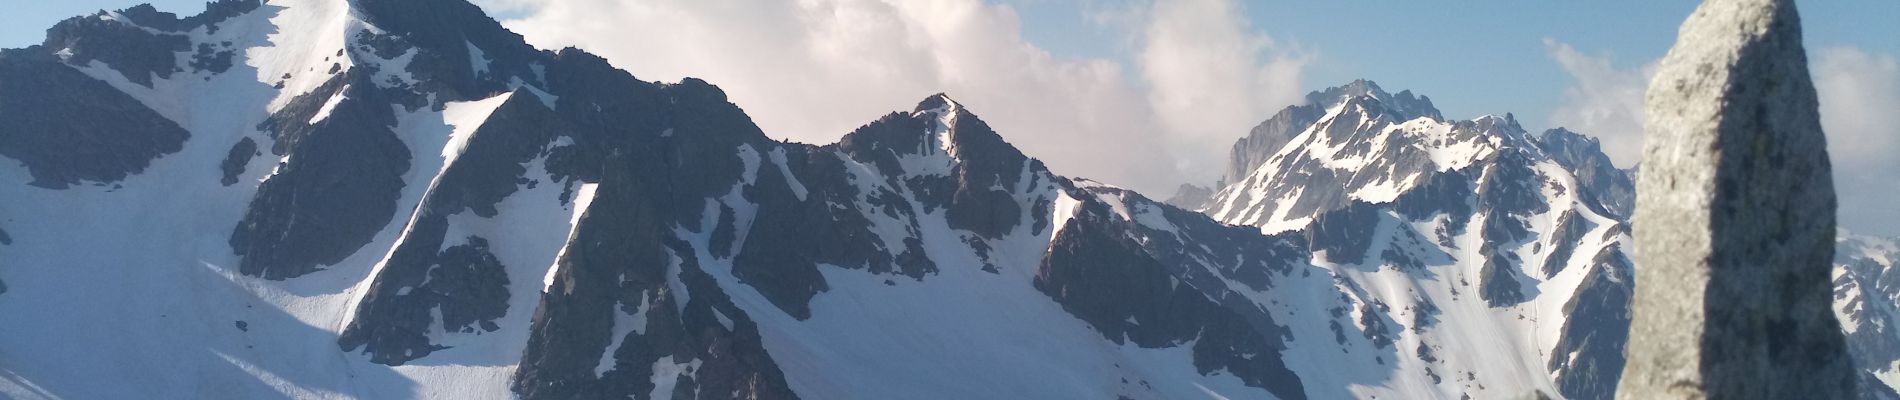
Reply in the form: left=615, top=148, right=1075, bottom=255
left=1165, top=183, right=1214, bottom=210
left=1535, top=127, right=1636, bottom=218
left=914, top=92, right=961, bottom=113
left=98, top=0, right=261, bottom=33
left=1461, top=112, right=1529, bottom=139
left=1221, top=79, right=1446, bottom=185
left=1304, top=79, right=1444, bottom=122
left=873, top=92, right=1024, bottom=163
left=1535, top=127, right=1595, bottom=145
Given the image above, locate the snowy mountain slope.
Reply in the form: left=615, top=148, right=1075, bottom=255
left=1201, top=80, right=1900, bottom=400
left=1835, top=233, right=1900, bottom=400
left=0, top=1, right=1362, bottom=399
left=1200, top=81, right=1635, bottom=400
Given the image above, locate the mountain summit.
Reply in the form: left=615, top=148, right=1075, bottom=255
left=0, top=1, right=1315, bottom=399
left=1199, top=80, right=1635, bottom=399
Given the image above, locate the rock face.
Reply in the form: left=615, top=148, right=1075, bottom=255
left=1163, top=183, right=1212, bottom=209
left=0, top=47, right=190, bottom=189
left=1535, top=128, right=1636, bottom=219
left=1833, top=235, right=1900, bottom=400
left=1218, top=79, right=1438, bottom=188
left=1620, top=0, right=1855, bottom=398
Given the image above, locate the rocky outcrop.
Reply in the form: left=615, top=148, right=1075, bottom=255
left=1038, top=185, right=1308, bottom=400
left=1621, top=0, right=1855, bottom=398
left=230, top=73, right=412, bottom=280
left=0, top=47, right=190, bottom=189
left=1535, top=128, right=1636, bottom=219
left=1220, top=79, right=1438, bottom=187
left=1549, top=245, right=1634, bottom=400
left=338, top=90, right=565, bottom=364
left=1164, top=183, right=1212, bottom=210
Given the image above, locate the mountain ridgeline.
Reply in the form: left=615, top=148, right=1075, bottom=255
left=0, top=1, right=1895, bottom=399
left=0, top=1, right=1309, bottom=398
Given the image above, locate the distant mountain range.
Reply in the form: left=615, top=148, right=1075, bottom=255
left=0, top=1, right=1893, bottom=399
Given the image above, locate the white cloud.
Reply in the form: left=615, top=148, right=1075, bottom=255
left=1545, top=38, right=1655, bottom=167
left=1140, top=0, right=1309, bottom=183
left=472, top=0, right=1304, bottom=194
left=1546, top=41, right=1900, bottom=236
left=1813, top=46, right=1900, bottom=237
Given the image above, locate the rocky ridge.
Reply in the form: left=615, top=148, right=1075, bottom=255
left=0, top=1, right=1334, bottom=399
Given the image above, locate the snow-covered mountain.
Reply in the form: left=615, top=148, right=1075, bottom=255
left=4, top=1, right=1894, bottom=399
left=1835, top=234, right=1900, bottom=400
left=1197, top=79, right=1634, bottom=400
left=0, top=1, right=1328, bottom=399
left=1195, top=78, right=1900, bottom=400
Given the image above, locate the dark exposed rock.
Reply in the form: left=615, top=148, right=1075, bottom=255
left=1307, top=201, right=1383, bottom=265
left=0, top=1, right=1362, bottom=397
left=515, top=165, right=671, bottom=399
left=339, top=89, right=564, bottom=364
left=1225, top=104, right=1326, bottom=186
left=1548, top=245, right=1632, bottom=400
left=1381, top=222, right=1451, bottom=273
left=726, top=97, right=1062, bottom=318
left=512, top=156, right=796, bottom=399
left=219, top=137, right=257, bottom=186
left=1304, top=79, right=1443, bottom=123
left=1038, top=188, right=1307, bottom=400
left=1836, top=254, right=1900, bottom=383
left=425, top=91, right=564, bottom=217
left=1358, top=300, right=1396, bottom=348
left=837, top=112, right=932, bottom=179
left=1412, top=298, right=1441, bottom=332
left=231, top=72, right=410, bottom=280
left=42, top=12, right=191, bottom=87
left=427, top=237, right=512, bottom=333
left=708, top=203, right=737, bottom=258
left=1475, top=146, right=1547, bottom=308
left=351, top=0, right=547, bottom=102
left=1222, top=79, right=1441, bottom=190
left=730, top=153, right=833, bottom=320
left=115, top=0, right=261, bottom=33
left=1541, top=211, right=1594, bottom=278
left=942, top=113, right=1028, bottom=238
left=189, top=42, right=235, bottom=74
left=1534, top=128, right=1634, bottom=219
left=0, top=47, right=190, bottom=189
left=499, top=42, right=803, bottom=398
left=1863, top=371, right=1900, bottom=400
left=1392, top=169, right=1475, bottom=236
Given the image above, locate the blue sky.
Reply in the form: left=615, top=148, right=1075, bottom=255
left=13, top=1, right=1892, bottom=131
left=8, top=0, right=1900, bottom=234
left=1001, top=0, right=1898, bottom=132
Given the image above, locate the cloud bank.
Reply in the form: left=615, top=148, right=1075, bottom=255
left=1813, top=47, right=1900, bottom=237
left=1544, top=38, right=1655, bottom=167
left=476, top=0, right=1308, bottom=194
left=1140, top=0, right=1308, bottom=181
